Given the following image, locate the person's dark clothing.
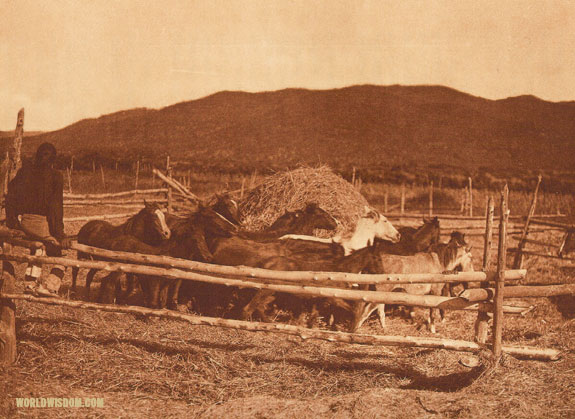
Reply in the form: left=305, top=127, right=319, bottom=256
left=6, top=164, right=65, bottom=241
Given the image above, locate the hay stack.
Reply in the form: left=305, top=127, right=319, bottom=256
left=239, top=166, right=369, bottom=235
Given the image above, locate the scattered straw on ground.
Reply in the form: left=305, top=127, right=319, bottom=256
left=239, top=166, right=369, bottom=235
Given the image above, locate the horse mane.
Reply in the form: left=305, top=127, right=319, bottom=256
left=120, top=210, right=142, bottom=235
left=429, top=242, right=459, bottom=269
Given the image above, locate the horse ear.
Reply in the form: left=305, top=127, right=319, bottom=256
left=144, top=199, right=149, bottom=207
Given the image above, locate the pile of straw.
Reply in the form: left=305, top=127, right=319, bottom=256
left=239, top=166, right=369, bottom=235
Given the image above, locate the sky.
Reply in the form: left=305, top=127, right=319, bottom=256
left=1, top=0, right=575, bottom=130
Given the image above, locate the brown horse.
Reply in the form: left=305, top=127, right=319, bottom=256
left=179, top=204, right=341, bottom=315
left=71, top=201, right=171, bottom=294
left=97, top=205, right=236, bottom=309
left=239, top=203, right=338, bottom=241
left=240, top=242, right=385, bottom=328
left=377, top=217, right=441, bottom=255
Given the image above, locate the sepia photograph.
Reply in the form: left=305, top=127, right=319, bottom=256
left=1, top=1, right=575, bottom=417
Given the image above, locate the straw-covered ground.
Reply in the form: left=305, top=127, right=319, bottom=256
left=1, top=168, right=575, bottom=418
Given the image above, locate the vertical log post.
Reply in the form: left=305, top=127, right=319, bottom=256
left=92, top=160, right=96, bottom=173
left=400, top=183, right=405, bottom=215
left=475, top=196, right=494, bottom=343
left=428, top=180, right=433, bottom=217
left=0, top=242, right=17, bottom=365
left=134, top=160, right=140, bottom=192
left=513, top=174, right=542, bottom=269
left=166, top=156, right=173, bottom=213
left=492, top=185, right=509, bottom=359
left=1, top=109, right=24, bottom=211
left=468, top=177, right=473, bottom=217
left=99, top=165, right=106, bottom=188
left=384, top=188, right=389, bottom=214
left=66, top=167, right=73, bottom=193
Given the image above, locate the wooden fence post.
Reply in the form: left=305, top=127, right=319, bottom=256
left=166, top=156, right=172, bottom=213
left=1, top=109, right=24, bottom=210
left=66, top=167, right=73, bottom=193
left=0, top=242, right=17, bottom=365
left=135, top=160, right=140, bottom=192
left=400, top=183, right=405, bottom=215
left=492, top=185, right=509, bottom=359
left=428, top=180, right=433, bottom=217
left=475, top=196, right=495, bottom=343
left=384, top=188, right=389, bottom=214
left=513, top=174, right=542, bottom=269
left=100, top=165, right=106, bottom=189
left=468, top=177, right=473, bottom=217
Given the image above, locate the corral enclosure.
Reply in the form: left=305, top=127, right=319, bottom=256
left=2, top=162, right=575, bottom=418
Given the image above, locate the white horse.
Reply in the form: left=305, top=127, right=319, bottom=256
left=279, top=206, right=401, bottom=255
left=351, top=242, right=475, bottom=333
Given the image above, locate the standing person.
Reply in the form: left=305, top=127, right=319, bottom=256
left=5, top=142, right=72, bottom=297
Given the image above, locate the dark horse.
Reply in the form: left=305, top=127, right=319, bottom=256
left=178, top=203, right=341, bottom=315
left=239, top=203, right=338, bottom=241
left=376, top=217, right=441, bottom=255
left=240, top=243, right=385, bottom=328
left=71, top=201, right=171, bottom=295
left=97, top=205, right=236, bottom=309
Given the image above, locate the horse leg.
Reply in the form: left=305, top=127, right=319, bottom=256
left=71, top=267, right=79, bottom=293
left=85, top=269, right=97, bottom=300
left=147, top=277, right=161, bottom=309
left=98, top=272, right=119, bottom=304
left=166, top=279, right=182, bottom=310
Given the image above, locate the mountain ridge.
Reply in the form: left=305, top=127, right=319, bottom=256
left=15, top=84, right=575, bottom=172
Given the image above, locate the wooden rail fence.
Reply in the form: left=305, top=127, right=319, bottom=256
left=0, top=185, right=571, bottom=365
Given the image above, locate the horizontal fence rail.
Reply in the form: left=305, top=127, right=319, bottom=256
left=0, top=252, right=531, bottom=313
left=70, top=243, right=528, bottom=286
left=64, top=188, right=168, bottom=200
left=0, top=292, right=559, bottom=361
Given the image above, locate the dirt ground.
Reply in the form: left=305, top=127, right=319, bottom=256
left=1, top=214, right=575, bottom=418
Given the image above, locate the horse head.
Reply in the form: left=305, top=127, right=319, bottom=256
left=358, top=206, right=401, bottom=243
left=142, top=200, right=171, bottom=240
left=441, top=239, right=474, bottom=272
left=209, top=193, right=242, bottom=226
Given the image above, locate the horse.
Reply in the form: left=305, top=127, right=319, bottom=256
left=208, top=193, right=242, bottom=226
left=239, top=242, right=385, bottom=328
left=376, top=217, right=440, bottom=256
left=97, top=205, right=236, bottom=309
left=279, top=206, right=401, bottom=255
left=351, top=238, right=474, bottom=333
left=178, top=205, right=342, bottom=316
left=71, top=201, right=171, bottom=294
left=239, top=203, right=338, bottom=241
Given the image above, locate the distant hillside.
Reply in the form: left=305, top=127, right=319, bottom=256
left=21, top=85, right=575, bottom=173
